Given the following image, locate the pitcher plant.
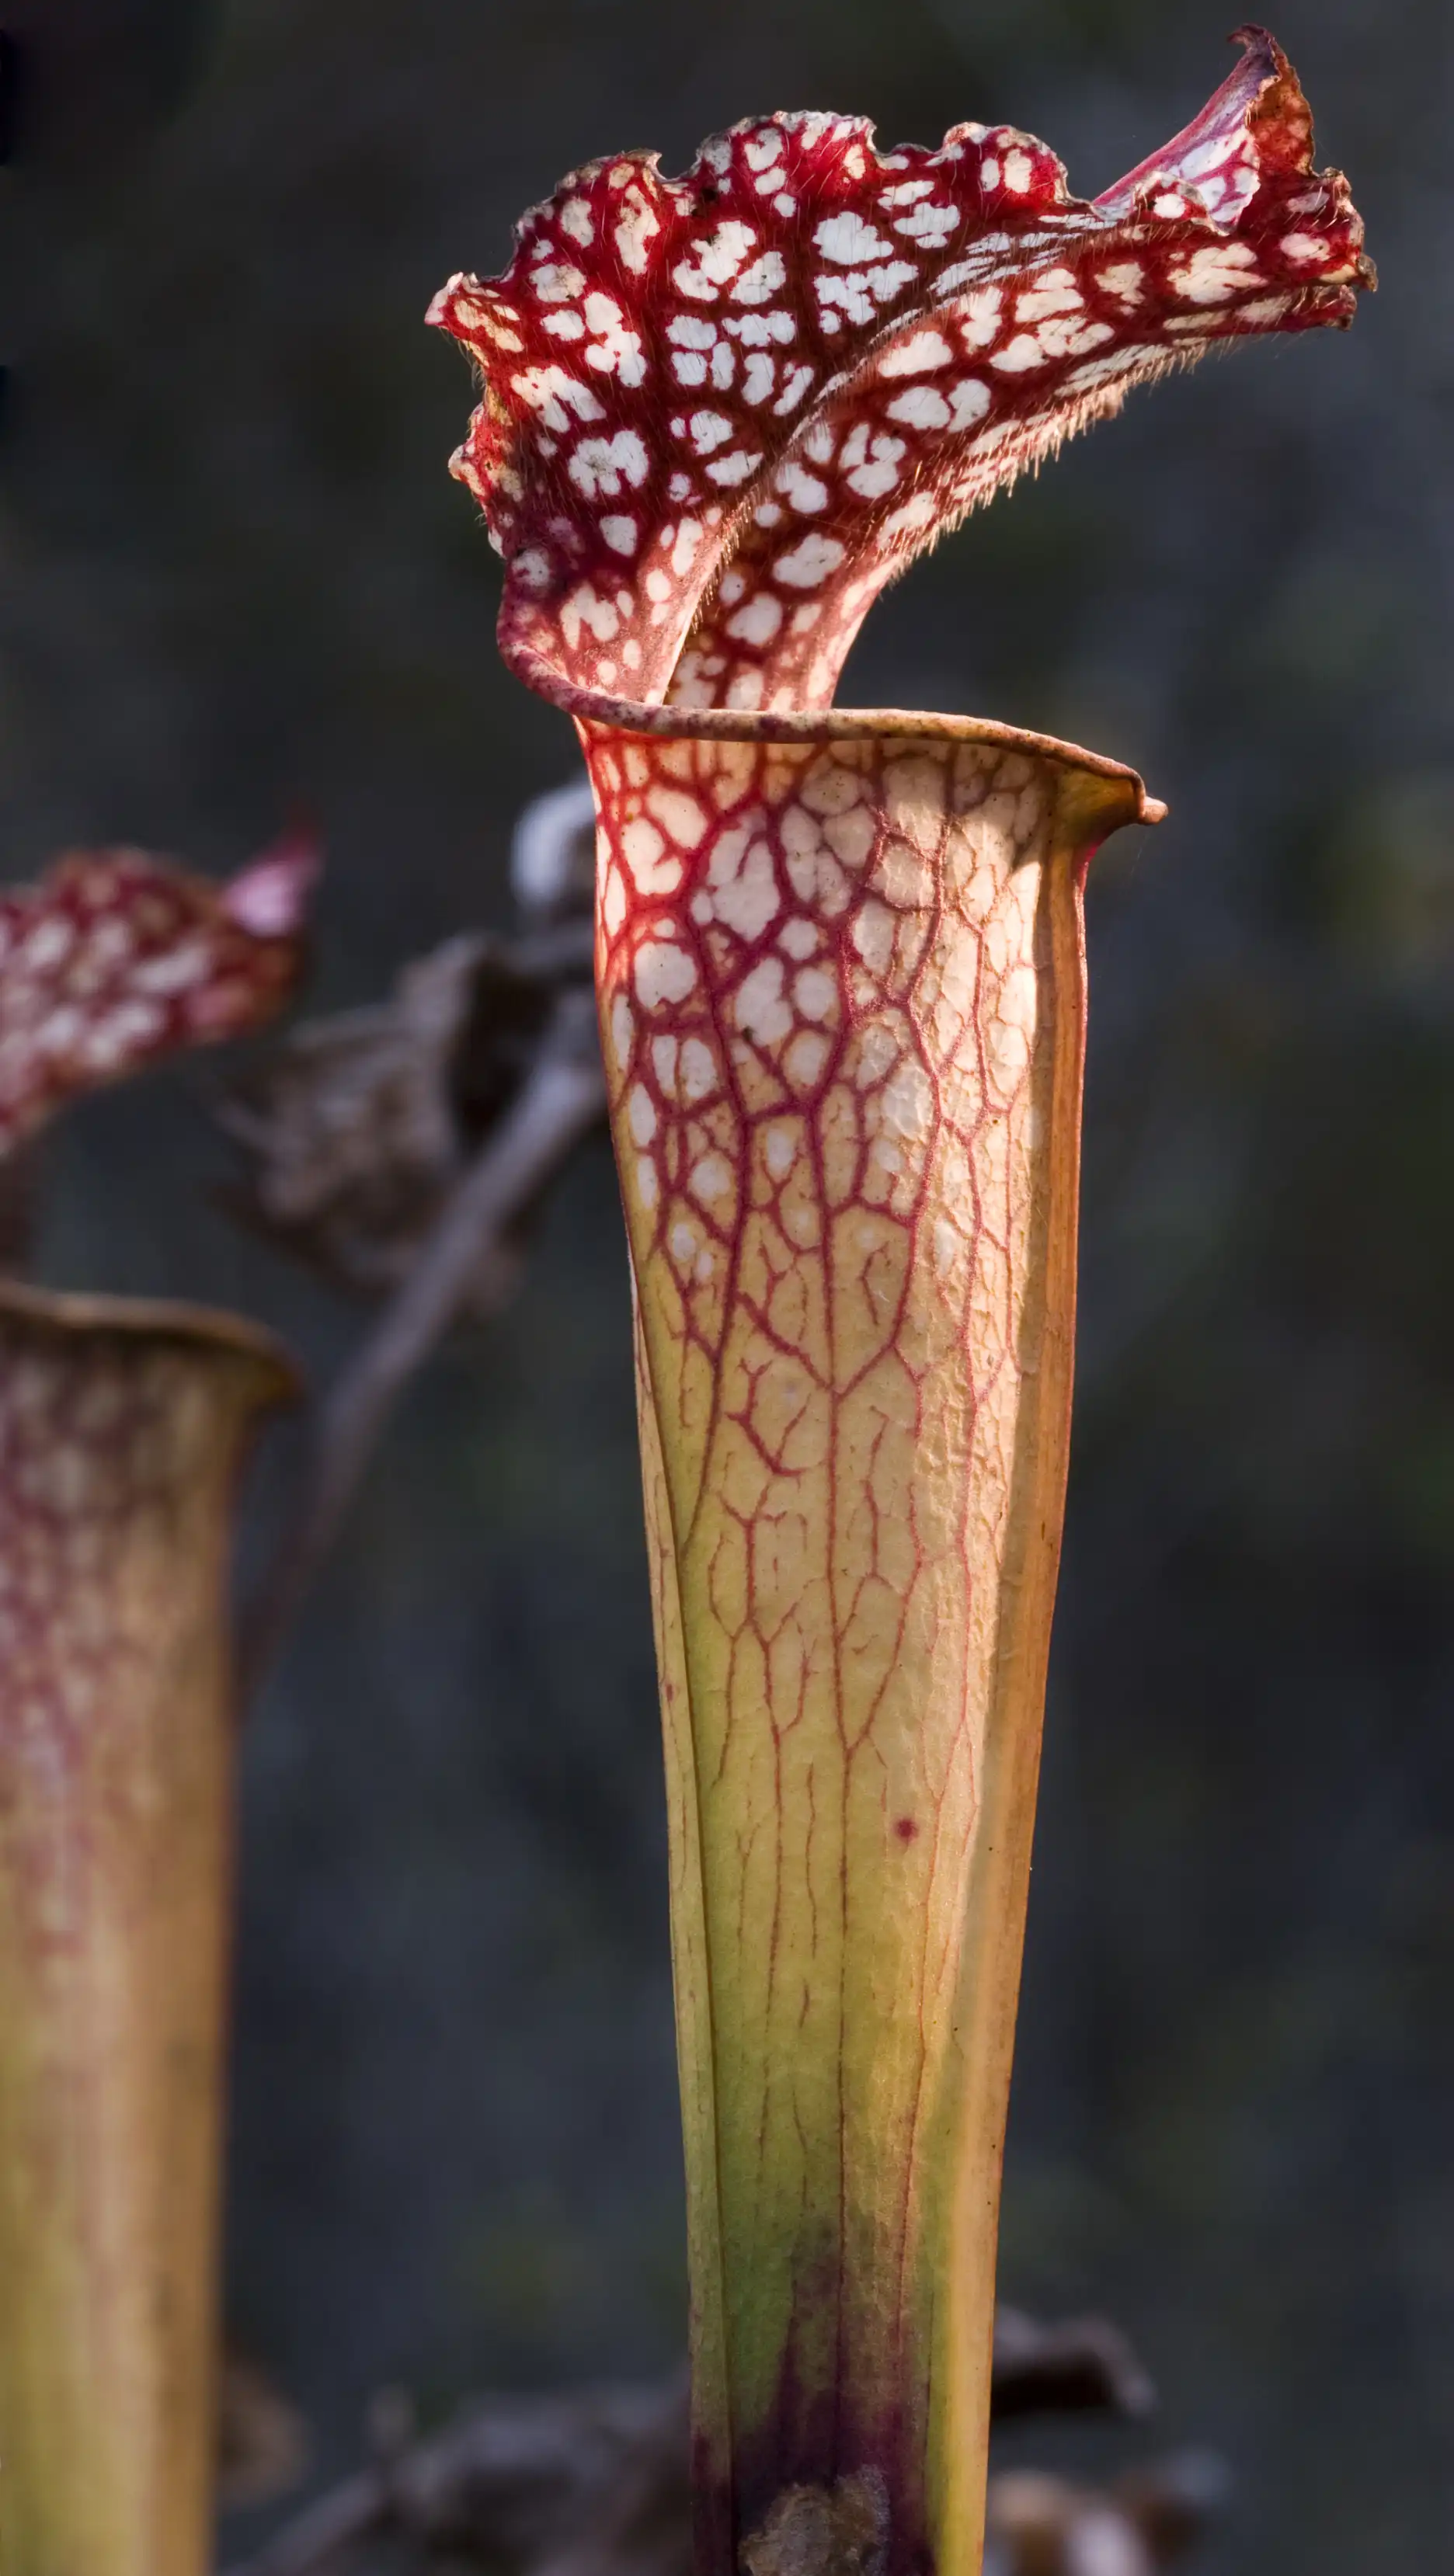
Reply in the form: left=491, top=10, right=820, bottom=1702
left=0, top=836, right=311, bottom=2576
left=431, top=32, right=1369, bottom=2576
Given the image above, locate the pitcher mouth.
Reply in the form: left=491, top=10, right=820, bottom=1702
left=564, top=682, right=1164, bottom=822
left=0, top=1275, right=299, bottom=1392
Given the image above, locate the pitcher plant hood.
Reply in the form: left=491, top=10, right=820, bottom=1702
left=430, top=25, right=1369, bottom=728
left=0, top=826, right=319, bottom=1157
left=432, top=31, right=1369, bottom=2576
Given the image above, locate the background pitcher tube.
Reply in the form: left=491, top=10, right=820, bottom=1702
left=0, top=1287, right=294, bottom=2576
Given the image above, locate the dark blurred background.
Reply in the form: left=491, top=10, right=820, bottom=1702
left=5, top=0, right=1452, bottom=2564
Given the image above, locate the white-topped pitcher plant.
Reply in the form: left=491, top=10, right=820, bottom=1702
left=433, top=33, right=1369, bottom=2576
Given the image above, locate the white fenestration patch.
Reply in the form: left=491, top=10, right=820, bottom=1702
left=774, top=534, right=845, bottom=589
left=559, top=585, right=620, bottom=647
left=878, top=329, right=954, bottom=378
left=774, top=364, right=816, bottom=415
left=634, top=937, right=699, bottom=1009
left=1016, top=270, right=1082, bottom=322
left=567, top=429, right=649, bottom=497
left=1096, top=261, right=1145, bottom=304
left=734, top=955, right=793, bottom=1046
left=885, top=383, right=951, bottom=429
left=511, top=367, right=605, bottom=433
left=816, top=271, right=875, bottom=329
left=707, top=832, right=781, bottom=940
left=647, top=787, right=709, bottom=847
left=840, top=424, right=906, bottom=499
left=815, top=211, right=896, bottom=264
left=679, top=1037, right=718, bottom=1100
left=583, top=291, right=646, bottom=384
left=990, top=335, right=1048, bottom=374
left=690, top=1153, right=732, bottom=1205
left=706, top=448, right=762, bottom=487
left=725, top=310, right=796, bottom=345
left=792, top=965, right=837, bottom=1021
left=776, top=461, right=828, bottom=513
left=513, top=547, right=553, bottom=596
left=892, top=199, right=958, bottom=246
left=764, top=1125, right=797, bottom=1180
left=784, top=1028, right=829, bottom=1089
left=133, top=940, right=210, bottom=996
left=687, top=410, right=733, bottom=455
left=530, top=262, right=586, bottom=304
left=1169, top=242, right=1261, bottom=304
left=725, top=593, right=784, bottom=646
left=460, top=297, right=523, bottom=354
left=20, top=916, right=75, bottom=974
left=609, top=993, right=634, bottom=1065
left=778, top=916, right=819, bottom=960
left=732, top=251, right=787, bottom=304
left=1046, top=317, right=1114, bottom=359
left=621, top=817, right=682, bottom=896
left=673, top=220, right=759, bottom=300
left=614, top=192, right=660, bottom=273
left=948, top=377, right=991, bottom=428
left=958, top=287, right=1004, bottom=349
left=600, top=515, right=638, bottom=555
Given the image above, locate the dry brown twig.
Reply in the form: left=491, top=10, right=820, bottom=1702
left=219, top=2376, right=687, bottom=2576
left=217, top=2315, right=1220, bottom=2576
left=231, top=784, right=604, bottom=1702
left=236, top=980, right=605, bottom=1700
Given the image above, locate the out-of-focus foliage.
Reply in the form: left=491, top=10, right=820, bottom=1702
left=5, top=1, right=1451, bottom=2567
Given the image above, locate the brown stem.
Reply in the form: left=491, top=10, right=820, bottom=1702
left=217, top=2379, right=687, bottom=2576
left=237, top=989, right=605, bottom=1705
left=216, top=2318, right=1167, bottom=2576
